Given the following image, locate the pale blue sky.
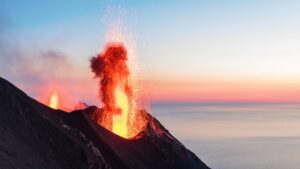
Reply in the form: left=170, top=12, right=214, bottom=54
left=2, top=0, right=300, bottom=79
left=1, top=0, right=300, bottom=104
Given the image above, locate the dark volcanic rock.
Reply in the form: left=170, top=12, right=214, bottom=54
left=0, top=77, right=210, bottom=169
left=0, top=77, right=108, bottom=169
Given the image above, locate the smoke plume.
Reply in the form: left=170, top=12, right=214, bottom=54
left=0, top=15, right=94, bottom=108
left=90, top=43, right=133, bottom=114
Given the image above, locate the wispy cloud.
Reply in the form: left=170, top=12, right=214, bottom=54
left=0, top=15, right=98, bottom=109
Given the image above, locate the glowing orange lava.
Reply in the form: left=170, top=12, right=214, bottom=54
left=112, top=87, right=129, bottom=138
left=91, top=43, right=146, bottom=139
left=49, top=93, right=59, bottom=109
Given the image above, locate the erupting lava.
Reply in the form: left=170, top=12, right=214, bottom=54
left=91, top=43, right=145, bottom=139
left=49, top=93, right=59, bottom=109
left=112, top=87, right=129, bottom=137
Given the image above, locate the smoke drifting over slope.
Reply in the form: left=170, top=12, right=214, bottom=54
left=0, top=15, right=98, bottom=109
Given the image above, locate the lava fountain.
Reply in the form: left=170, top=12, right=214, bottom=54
left=90, top=42, right=145, bottom=139
left=49, top=92, right=59, bottom=109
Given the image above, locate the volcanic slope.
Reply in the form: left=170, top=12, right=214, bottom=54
left=0, top=77, right=210, bottom=169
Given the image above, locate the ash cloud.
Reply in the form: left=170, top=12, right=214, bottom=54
left=0, top=15, right=16, bottom=73
left=0, top=15, right=73, bottom=96
left=0, top=13, right=98, bottom=108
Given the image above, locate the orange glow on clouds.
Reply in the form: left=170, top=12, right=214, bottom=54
left=139, top=76, right=300, bottom=103
left=27, top=73, right=300, bottom=112
left=27, top=74, right=99, bottom=111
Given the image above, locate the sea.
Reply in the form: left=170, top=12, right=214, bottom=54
left=150, top=102, right=300, bottom=169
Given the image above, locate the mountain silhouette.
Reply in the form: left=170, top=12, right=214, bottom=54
left=0, top=77, right=210, bottom=169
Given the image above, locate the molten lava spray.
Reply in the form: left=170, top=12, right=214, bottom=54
left=49, top=93, right=59, bottom=109
left=91, top=43, right=144, bottom=138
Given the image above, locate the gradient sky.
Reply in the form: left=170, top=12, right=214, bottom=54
left=1, top=0, right=300, bottom=108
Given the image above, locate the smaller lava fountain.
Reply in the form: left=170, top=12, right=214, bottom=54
left=91, top=42, right=146, bottom=139
left=49, top=92, right=59, bottom=109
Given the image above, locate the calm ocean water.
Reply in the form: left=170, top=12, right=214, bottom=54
left=150, top=102, right=300, bottom=169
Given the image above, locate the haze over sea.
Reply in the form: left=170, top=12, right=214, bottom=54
left=151, top=102, right=300, bottom=169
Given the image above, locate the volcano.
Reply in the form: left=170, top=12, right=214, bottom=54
left=0, top=77, right=210, bottom=169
